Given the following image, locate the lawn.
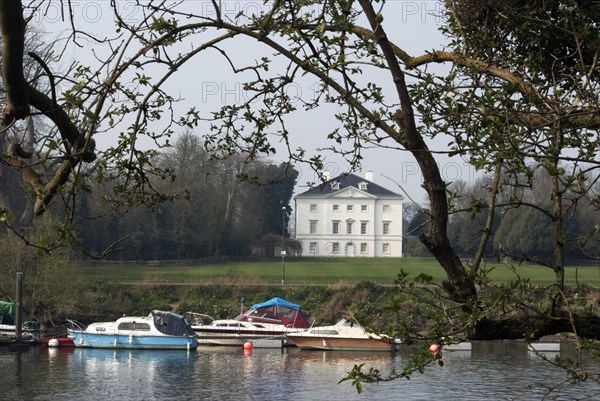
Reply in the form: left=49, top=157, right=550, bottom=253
left=81, top=257, right=600, bottom=286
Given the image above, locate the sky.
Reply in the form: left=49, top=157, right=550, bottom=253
left=32, top=0, right=479, bottom=204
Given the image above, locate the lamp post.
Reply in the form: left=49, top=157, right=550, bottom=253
left=281, top=206, right=286, bottom=285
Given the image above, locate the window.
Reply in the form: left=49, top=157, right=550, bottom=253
left=361, top=204, right=368, bottom=211
left=310, top=204, right=317, bottom=212
left=279, top=306, right=297, bottom=319
left=309, top=242, right=318, bottom=253
left=383, top=204, right=390, bottom=213
left=332, top=221, right=340, bottom=234
left=332, top=242, right=340, bottom=254
left=383, top=243, right=390, bottom=254
left=310, top=220, right=318, bottom=234
left=118, top=322, right=151, bottom=331
left=347, top=204, right=354, bottom=212
left=360, top=243, right=368, bottom=254
left=360, top=221, right=368, bottom=235
left=383, top=221, right=390, bottom=235
left=347, top=221, right=354, bottom=234
left=359, top=182, right=368, bottom=190
left=333, top=204, right=340, bottom=211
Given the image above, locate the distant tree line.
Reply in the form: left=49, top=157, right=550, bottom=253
left=404, top=167, right=599, bottom=264
left=70, top=132, right=299, bottom=261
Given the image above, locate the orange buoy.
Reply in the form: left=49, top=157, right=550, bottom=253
left=243, top=341, right=253, bottom=355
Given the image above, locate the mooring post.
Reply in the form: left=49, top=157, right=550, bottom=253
left=15, top=272, right=23, bottom=341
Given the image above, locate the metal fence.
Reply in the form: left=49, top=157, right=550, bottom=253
left=81, top=271, right=600, bottom=288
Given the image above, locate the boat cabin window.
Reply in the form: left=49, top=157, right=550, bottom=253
left=118, top=322, right=151, bottom=331
left=95, top=327, right=106, bottom=332
left=278, top=306, right=296, bottom=319
left=251, top=307, right=279, bottom=321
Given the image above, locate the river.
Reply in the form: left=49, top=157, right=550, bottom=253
left=1, top=342, right=598, bottom=400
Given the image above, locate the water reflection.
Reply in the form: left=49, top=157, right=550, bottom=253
left=0, top=342, right=597, bottom=401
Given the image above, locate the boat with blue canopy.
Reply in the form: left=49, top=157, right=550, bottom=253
left=189, top=297, right=310, bottom=347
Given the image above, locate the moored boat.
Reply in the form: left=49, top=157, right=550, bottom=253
left=67, top=310, right=198, bottom=350
left=0, top=301, right=40, bottom=345
left=190, top=297, right=310, bottom=347
left=285, top=319, right=400, bottom=352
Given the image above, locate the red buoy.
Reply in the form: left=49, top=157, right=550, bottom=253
left=243, top=341, right=253, bottom=355
left=429, top=343, right=440, bottom=358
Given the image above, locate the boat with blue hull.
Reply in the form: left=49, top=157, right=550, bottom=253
left=67, top=310, right=198, bottom=350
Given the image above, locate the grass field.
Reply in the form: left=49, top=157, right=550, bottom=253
left=81, top=257, right=600, bottom=286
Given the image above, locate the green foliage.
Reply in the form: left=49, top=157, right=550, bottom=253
left=495, top=207, right=553, bottom=260
left=424, top=1, right=600, bottom=279
left=446, top=1, right=600, bottom=83
left=73, top=132, right=300, bottom=260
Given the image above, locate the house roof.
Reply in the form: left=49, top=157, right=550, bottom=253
left=296, top=173, right=402, bottom=198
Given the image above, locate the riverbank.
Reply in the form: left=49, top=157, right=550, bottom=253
left=16, top=278, right=597, bottom=346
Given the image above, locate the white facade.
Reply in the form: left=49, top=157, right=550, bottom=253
left=295, top=173, right=404, bottom=257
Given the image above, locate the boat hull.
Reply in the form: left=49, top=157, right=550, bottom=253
left=68, top=330, right=197, bottom=350
left=196, top=335, right=285, bottom=347
left=285, top=335, right=395, bottom=351
left=197, top=336, right=286, bottom=348
left=0, top=324, right=39, bottom=344
left=193, top=327, right=290, bottom=346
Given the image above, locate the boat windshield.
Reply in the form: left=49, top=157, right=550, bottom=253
left=337, top=319, right=360, bottom=328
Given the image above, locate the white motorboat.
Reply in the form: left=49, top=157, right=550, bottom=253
left=67, top=310, right=198, bottom=350
left=190, top=297, right=310, bottom=347
left=285, top=319, right=400, bottom=352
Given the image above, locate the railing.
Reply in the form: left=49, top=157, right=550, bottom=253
left=81, top=271, right=600, bottom=288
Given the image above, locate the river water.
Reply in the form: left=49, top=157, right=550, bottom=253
left=1, top=342, right=598, bottom=401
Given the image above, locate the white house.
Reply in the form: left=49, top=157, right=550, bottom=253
left=294, top=172, right=404, bottom=257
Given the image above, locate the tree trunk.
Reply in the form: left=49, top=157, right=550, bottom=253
left=0, top=0, right=29, bottom=123
left=358, top=0, right=477, bottom=306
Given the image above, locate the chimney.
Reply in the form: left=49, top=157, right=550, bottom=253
left=365, top=171, right=373, bottom=182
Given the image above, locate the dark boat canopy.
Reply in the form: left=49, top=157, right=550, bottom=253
left=151, top=310, right=196, bottom=337
left=0, top=301, right=31, bottom=325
